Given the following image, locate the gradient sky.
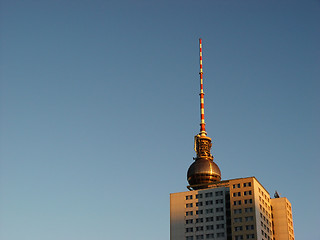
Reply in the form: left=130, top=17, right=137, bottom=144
left=1, top=1, right=319, bottom=240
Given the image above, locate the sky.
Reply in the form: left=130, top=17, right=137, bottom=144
left=0, top=1, right=319, bottom=239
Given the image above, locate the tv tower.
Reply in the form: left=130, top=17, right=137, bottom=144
left=170, top=39, right=295, bottom=240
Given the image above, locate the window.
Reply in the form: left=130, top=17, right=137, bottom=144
left=196, top=194, right=203, bottom=199
left=244, top=199, right=253, bottom=204
left=235, top=226, right=243, bottom=231
left=196, top=226, right=204, bottom=231
left=244, top=191, right=252, bottom=196
left=216, top=224, right=224, bottom=229
left=245, top=207, right=253, bottom=213
left=206, top=233, right=214, bottom=239
left=235, top=235, right=243, bottom=240
left=245, top=216, right=254, bottom=222
left=234, top=217, right=242, bottom=223
left=206, top=208, right=213, bottom=214
left=196, top=235, right=204, bottom=240
left=206, top=217, right=214, bottom=222
left=233, top=192, right=241, bottom=197
left=186, top=227, right=193, bottom=232
left=186, top=195, right=193, bottom=200
left=186, top=211, right=193, bottom=216
left=215, top=191, right=223, bottom=196
left=206, top=225, right=214, bottom=230
left=196, top=218, right=203, bottom=223
left=186, top=219, right=193, bottom=224
left=234, top=209, right=242, bottom=214
left=216, top=207, right=224, bottom=212
left=216, top=199, right=224, bottom=204
left=233, top=184, right=241, bottom=189
left=196, top=210, right=203, bottom=215
left=196, top=202, right=203, bottom=207
left=206, top=200, right=213, bottom=205
left=216, top=232, right=225, bottom=237
left=216, top=216, right=224, bottom=221
left=244, top=182, right=251, bottom=187
left=246, top=225, right=254, bottom=230
left=234, top=200, right=241, bottom=206
left=186, top=237, right=194, bottom=240
left=186, top=203, right=193, bottom=208
left=246, top=234, right=255, bottom=239
left=205, top=192, right=213, bottom=198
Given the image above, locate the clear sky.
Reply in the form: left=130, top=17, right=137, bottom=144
left=0, top=1, right=319, bottom=239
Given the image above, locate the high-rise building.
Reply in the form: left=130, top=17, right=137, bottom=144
left=170, top=39, right=295, bottom=240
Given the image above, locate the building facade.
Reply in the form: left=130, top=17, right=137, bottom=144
left=170, top=177, right=294, bottom=240
left=271, top=198, right=295, bottom=240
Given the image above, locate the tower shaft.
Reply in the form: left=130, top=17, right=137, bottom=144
left=199, top=38, right=206, bottom=136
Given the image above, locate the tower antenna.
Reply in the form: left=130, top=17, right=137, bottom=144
left=199, top=38, right=206, bottom=136
left=188, top=39, right=221, bottom=190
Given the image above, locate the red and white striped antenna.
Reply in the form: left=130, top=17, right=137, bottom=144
left=199, top=38, right=207, bottom=136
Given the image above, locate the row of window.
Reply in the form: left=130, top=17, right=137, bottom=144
left=258, top=188, right=270, bottom=203
left=186, top=191, right=224, bottom=200
left=186, top=224, right=225, bottom=233
left=234, top=234, right=255, bottom=240
left=287, top=211, right=293, bottom=220
left=187, top=216, right=225, bottom=223
left=233, top=191, right=252, bottom=197
left=259, top=213, right=271, bottom=226
left=185, top=232, right=225, bottom=240
left=261, top=221, right=270, bottom=233
left=232, top=182, right=251, bottom=189
left=286, top=202, right=292, bottom=211
left=287, top=218, right=294, bottom=228
left=204, top=200, right=224, bottom=206
left=188, top=225, right=223, bottom=232
left=234, top=225, right=254, bottom=231
left=259, top=210, right=272, bottom=240
left=259, top=204, right=271, bottom=218
left=289, top=236, right=295, bottom=240
left=234, top=207, right=253, bottom=214
left=186, top=207, right=224, bottom=216
left=259, top=197, right=271, bottom=211
left=261, top=230, right=270, bottom=240
left=233, top=199, right=253, bottom=206
left=185, top=214, right=226, bottom=223
left=234, top=216, right=254, bottom=222
left=258, top=191, right=272, bottom=240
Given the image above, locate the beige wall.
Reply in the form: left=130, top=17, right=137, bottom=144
left=271, top=198, right=295, bottom=240
left=170, top=191, right=198, bottom=240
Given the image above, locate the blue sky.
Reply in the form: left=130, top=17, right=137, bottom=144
left=0, top=1, right=319, bottom=239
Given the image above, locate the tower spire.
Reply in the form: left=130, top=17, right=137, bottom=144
left=199, top=38, right=206, bottom=136
left=187, top=38, right=221, bottom=190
